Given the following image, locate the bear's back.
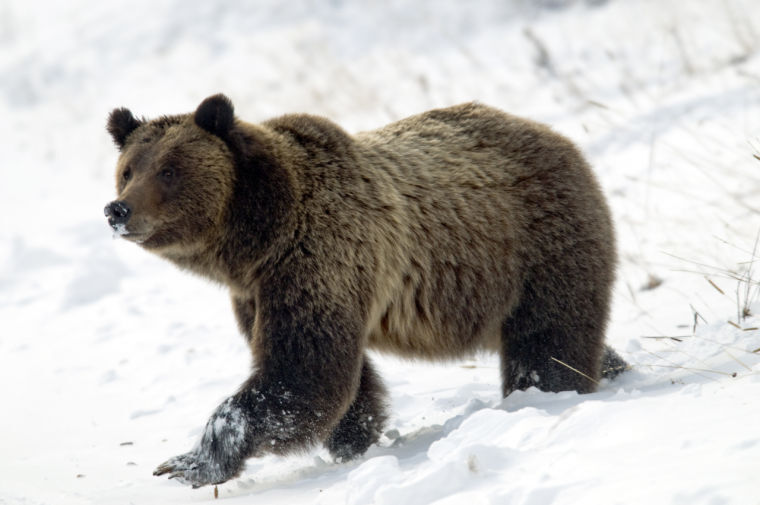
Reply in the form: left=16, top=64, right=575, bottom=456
left=355, top=103, right=572, bottom=187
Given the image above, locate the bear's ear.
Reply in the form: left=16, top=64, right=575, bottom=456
left=194, top=94, right=235, bottom=138
left=107, top=108, right=142, bottom=150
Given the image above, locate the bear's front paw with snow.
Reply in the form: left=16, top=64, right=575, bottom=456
left=154, top=398, right=249, bottom=488
left=153, top=450, right=226, bottom=488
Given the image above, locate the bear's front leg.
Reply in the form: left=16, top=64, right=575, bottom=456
left=153, top=397, right=250, bottom=488
left=155, top=266, right=369, bottom=488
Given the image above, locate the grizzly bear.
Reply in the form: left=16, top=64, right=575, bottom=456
left=105, top=94, right=625, bottom=488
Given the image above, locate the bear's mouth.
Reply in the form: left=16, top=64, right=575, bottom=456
left=111, top=223, right=148, bottom=244
left=111, top=223, right=129, bottom=238
left=122, top=233, right=147, bottom=244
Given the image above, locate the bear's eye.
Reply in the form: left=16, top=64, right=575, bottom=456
left=159, top=167, right=174, bottom=180
left=122, top=167, right=132, bottom=182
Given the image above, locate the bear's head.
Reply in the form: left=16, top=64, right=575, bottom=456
left=104, top=94, right=237, bottom=253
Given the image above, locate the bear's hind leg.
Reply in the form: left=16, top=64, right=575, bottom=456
left=500, top=324, right=602, bottom=397
left=500, top=283, right=607, bottom=397
left=325, top=357, right=388, bottom=462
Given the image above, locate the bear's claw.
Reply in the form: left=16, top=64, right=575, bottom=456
left=153, top=398, right=249, bottom=488
left=153, top=451, right=225, bottom=488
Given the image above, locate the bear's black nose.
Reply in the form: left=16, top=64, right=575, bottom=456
left=104, top=200, right=131, bottom=226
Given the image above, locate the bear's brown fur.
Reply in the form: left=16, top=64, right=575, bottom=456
left=105, top=94, right=624, bottom=488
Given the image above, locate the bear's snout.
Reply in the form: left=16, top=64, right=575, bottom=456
left=104, top=200, right=131, bottom=229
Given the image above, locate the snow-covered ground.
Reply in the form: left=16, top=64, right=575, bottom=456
left=2, top=0, right=760, bottom=503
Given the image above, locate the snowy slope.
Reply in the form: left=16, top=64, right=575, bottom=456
left=2, top=0, right=760, bottom=504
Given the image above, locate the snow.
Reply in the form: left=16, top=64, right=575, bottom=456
left=2, top=0, right=760, bottom=503
left=111, top=223, right=129, bottom=239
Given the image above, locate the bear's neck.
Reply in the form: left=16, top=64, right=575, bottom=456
left=217, top=126, right=300, bottom=290
left=156, top=240, right=230, bottom=286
